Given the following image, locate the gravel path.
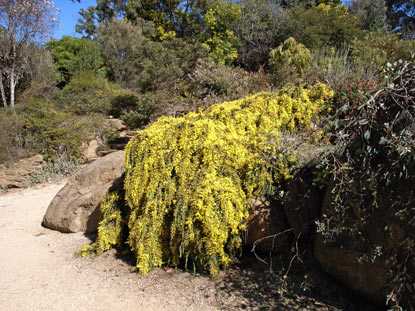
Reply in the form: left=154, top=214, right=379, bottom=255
left=0, top=182, right=219, bottom=311
left=0, top=181, right=379, bottom=311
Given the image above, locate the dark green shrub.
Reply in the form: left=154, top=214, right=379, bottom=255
left=18, top=98, right=96, bottom=160
left=0, top=110, right=32, bottom=164
left=318, top=58, right=415, bottom=309
left=268, top=37, right=312, bottom=87
left=110, top=93, right=157, bottom=129
left=286, top=4, right=363, bottom=49
left=58, top=71, right=125, bottom=115
left=351, top=32, right=415, bottom=79
left=186, top=58, right=268, bottom=108
left=98, top=20, right=208, bottom=93
left=47, top=36, right=108, bottom=88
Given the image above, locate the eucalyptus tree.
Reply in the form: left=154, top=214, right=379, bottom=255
left=0, top=0, right=57, bottom=108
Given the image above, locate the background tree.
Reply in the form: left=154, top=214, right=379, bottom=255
left=286, top=4, right=363, bottom=49
left=385, top=0, right=415, bottom=38
left=47, top=36, right=108, bottom=88
left=200, top=0, right=241, bottom=65
left=281, top=0, right=342, bottom=8
left=0, top=0, right=57, bottom=108
left=97, top=19, right=207, bottom=93
left=75, top=6, right=99, bottom=39
left=233, top=0, right=288, bottom=71
left=76, top=0, right=128, bottom=38
left=124, top=0, right=217, bottom=36
left=17, top=46, right=58, bottom=102
left=348, top=0, right=388, bottom=32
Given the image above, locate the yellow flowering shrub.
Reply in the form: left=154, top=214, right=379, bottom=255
left=86, top=83, right=333, bottom=277
left=78, top=183, right=127, bottom=257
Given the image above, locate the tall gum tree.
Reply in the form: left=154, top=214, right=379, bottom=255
left=0, top=0, right=57, bottom=108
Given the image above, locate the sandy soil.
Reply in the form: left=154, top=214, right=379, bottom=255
left=0, top=181, right=220, bottom=311
left=0, top=181, right=378, bottom=311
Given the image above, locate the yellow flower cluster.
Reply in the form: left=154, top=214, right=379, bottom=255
left=88, top=83, right=333, bottom=277
left=78, top=191, right=125, bottom=257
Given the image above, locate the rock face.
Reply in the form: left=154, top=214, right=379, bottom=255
left=42, top=151, right=125, bottom=233
left=284, top=166, right=323, bottom=238
left=83, top=138, right=104, bottom=163
left=0, top=155, right=43, bottom=189
left=245, top=199, right=292, bottom=252
left=315, top=235, right=388, bottom=306
left=314, top=178, right=411, bottom=306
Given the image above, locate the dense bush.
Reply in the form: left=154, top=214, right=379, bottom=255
left=233, top=0, right=288, bottom=71
left=286, top=4, right=363, bottom=49
left=351, top=32, right=415, bottom=80
left=186, top=58, right=268, bottom=108
left=0, top=110, right=30, bottom=164
left=18, top=99, right=92, bottom=160
left=268, top=37, right=312, bottom=87
left=308, top=45, right=352, bottom=86
left=80, top=83, right=333, bottom=278
left=98, top=20, right=208, bottom=93
left=109, top=93, right=157, bottom=129
left=47, top=36, right=108, bottom=88
left=58, top=71, right=125, bottom=116
left=318, top=58, right=415, bottom=309
left=17, top=47, right=59, bottom=102
left=15, top=98, right=114, bottom=162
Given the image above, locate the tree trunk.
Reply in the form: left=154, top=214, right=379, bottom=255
left=9, top=30, right=16, bottom=109
left=0, top=71, right=7, bottom=108
left=10, top=66, right=15, bottom=108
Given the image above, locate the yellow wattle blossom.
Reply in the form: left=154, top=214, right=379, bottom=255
left=84, top=83, right=333, bottom=278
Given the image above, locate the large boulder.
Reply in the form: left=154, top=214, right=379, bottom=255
left=315, top=177, right=411, bottom=306
left=284, top=165, right=323, bottom=238
left=244, top=199, right=292, bottom=252
left=0, top=155, right=43, bottom=189
left=42, top=151, right=125, bottom=233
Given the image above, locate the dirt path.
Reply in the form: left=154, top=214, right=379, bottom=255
left=0, top=182, right=379, bottom=311
left=0, top=182, right=220, bottom=311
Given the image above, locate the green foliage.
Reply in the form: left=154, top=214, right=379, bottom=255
left=282, top=0, right=342, bottom=6
left=86, top=83, right=333, bottom=278
left=318, top=58, right=415, bottom=309
left=187, top=58, right=267, bottom=108
left=308, top=45, right=353, bottom=85
left=286, top=4, right=363, bottom=49
left=269, top=37, right=312, bottom=86
left=233, top=0, right=288, bottom=71
left=17, top=47, right=58, bottom=102
left=351, top=32, right=415, bottom=80
left=76, top=0, right=128, bottom=38
left=18, top=99, right=92, bottom=160
left=1, top=75, right=118, bottom=164
left=348, top=0, right=388, bottom=32
left=125, top=0, right=184, bottom=33
left=0, top=110, right=29, bottom=164
left=98, top=20, right=208, bottom=93
left=109, top=93, right=157, bottom=129
left=201, top=1, right=241, bottom=65
left=47, top=36, right=108, bottom=87
left=75, top=6, right=99, bottom=39
left=58, top=71, right=125, bottom=115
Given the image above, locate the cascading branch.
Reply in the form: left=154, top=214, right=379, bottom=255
left=81, top=83, right=333, bottom=278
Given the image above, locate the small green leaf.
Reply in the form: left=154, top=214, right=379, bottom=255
left=364, top=130, right=370, bottom=141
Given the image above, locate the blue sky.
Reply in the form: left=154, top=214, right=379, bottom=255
left=53, top=0, right=97, bottom=39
